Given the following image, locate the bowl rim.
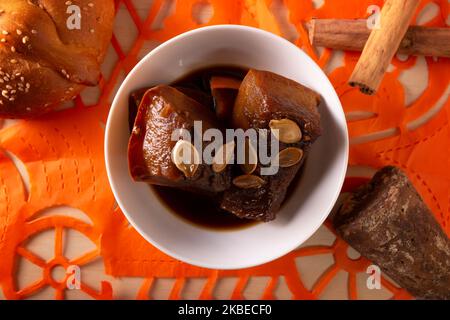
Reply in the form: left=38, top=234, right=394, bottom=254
left=105, top=24, right=349, bottom=270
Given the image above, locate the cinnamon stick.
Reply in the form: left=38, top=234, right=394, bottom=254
left=307, top=19, right=450, bottom=58
left=348, top=0, right=421, bottom=95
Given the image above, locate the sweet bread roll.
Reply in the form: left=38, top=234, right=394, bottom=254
left=0, top=0, right=115, bottom=118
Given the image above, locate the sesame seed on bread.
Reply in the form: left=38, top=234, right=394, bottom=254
left=0, top=0, right=115, bottom=118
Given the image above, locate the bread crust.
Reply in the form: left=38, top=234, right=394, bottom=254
left=0, top=0, right=115, bottom=118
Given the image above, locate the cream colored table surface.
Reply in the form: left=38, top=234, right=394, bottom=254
left=1, top=1, right=447, bottom=300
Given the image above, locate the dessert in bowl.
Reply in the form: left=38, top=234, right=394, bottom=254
left=105, top=25, right=348, bottom=269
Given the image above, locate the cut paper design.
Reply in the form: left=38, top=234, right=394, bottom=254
left=0, top=0, right=448, bottom=300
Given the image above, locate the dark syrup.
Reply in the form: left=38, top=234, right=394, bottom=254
left=152, top=187, right=257, bottom=230
left=153, top=167, right=304, bottom=231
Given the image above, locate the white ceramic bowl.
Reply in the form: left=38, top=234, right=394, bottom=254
left=105, top=25, right=348, bottom=270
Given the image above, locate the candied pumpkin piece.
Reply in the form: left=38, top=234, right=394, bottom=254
left=232, top=69, right=321, bottom=135
left=175, top=86, right=214, bottom=110
left=221, top=70, right=322, bottom=221
left=210, top=76, right=242, bottom=123
left=221, top=164, right=303, bottom=222
left=129, top=88, right=148, bottom=132
left=128, top=85, right=231, bottom=194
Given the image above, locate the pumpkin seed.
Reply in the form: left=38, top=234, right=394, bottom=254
left=278, top=147, right=304, bottom=168
left=269, top=118, right=302, bottom=144
left=171, top=140, right=200, bottom=178
left=240, top=139, right=258, bottom=174
left=212, top=141, right=235, bottom=173
left=232, top=175, right=266, bottom=189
